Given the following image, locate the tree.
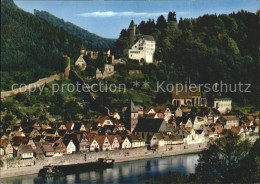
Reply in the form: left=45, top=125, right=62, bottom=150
left=197, top=131, right=252, bottom=183
left=156, top=15, right=167, bottom=29
left=167, top=11, right=176, bottom=22
left=239, top=136, right=260, bottom=182
left=63, top=99, right=82, bottom=121
left=2, top=112, right=16, bottom=127
left=155, top=91, right=169, bottom=105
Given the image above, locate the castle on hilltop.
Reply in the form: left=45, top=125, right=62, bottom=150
left=128, top=20, right=156, bottom=63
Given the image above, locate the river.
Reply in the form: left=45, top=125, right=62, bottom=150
left=0, top=154, right=199, bottom=184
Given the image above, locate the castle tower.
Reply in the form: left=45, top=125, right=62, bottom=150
left=125, top=100, right=138, bottom=132
left=63, top=55, right=70, bottom=79
left=128, top=20, right=136, bottom=46
left=80, top=44, right=86, bottom=55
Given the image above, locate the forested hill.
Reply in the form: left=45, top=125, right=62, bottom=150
left=112, top=10, right=260, bottom=107
left=1, top=0, right=97, bottom=91
left=34, top=10, right=116, bottom=49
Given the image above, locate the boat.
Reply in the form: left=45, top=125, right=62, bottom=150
left=38, top=158, right=115, bottom=176
left=38, top=166, right=63, bottom=177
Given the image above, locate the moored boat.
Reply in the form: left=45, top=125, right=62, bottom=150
left=38, top=158, right=115, bottom=176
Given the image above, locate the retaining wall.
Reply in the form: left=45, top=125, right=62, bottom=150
left=1, top=74, right=62, bottom=99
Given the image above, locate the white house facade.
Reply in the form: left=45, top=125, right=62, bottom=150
left=184, top=129, right=205, bottom=144
left=128, top=35, right=155, bottom=63
left=66, top=140, right=76, bottom=154
left=121, top=137, right=132, bottom=149
left=213, top=98, right=232, bottom=114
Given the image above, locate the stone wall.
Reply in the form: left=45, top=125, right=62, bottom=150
left=158, top=143, right=206, bottom=152
left=1, top=147, right=147, bottom=169
left=128, top=70, right=142, bottom=74
left=1, top=74, right=62, bottom=99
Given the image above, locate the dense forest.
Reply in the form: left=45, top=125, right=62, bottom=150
left=112, top=10, right=260, bottom=108
left=0, top=0, right=113, bottom=91
left=34, top=10, right=115, bottom=49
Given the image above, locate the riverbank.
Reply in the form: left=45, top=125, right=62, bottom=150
left=0, top=144, right=205, bottom=179
left=115, top=147, right=203, bottom=163
left=1, top=153, right=200, bottom=184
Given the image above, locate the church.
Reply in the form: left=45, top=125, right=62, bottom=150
left=128, top=20, right=156, bottom=63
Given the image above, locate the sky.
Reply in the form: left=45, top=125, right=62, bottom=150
left=14, top=0, right=259, bottom=39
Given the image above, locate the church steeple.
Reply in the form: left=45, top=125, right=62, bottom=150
left=130, top=99, right=137, bottom=113
left=125, top=99, right=138, bottom=132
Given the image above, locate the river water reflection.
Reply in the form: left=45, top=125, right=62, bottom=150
left=1, top=154, right=199, bottom=184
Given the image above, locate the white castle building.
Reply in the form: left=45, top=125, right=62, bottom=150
left=128, top=20, right=156, bottom=63
left=213, top=98, right=232, bottom=114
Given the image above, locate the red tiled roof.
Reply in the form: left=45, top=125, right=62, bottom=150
left=11, top=136, right=29, bottom=146
left=214, top=125, right=223, bottom=134
left=205, top=127, right=213, bottom=132
left=87, top=133, right=96, bottom=145
left=247, top=116, right=255, bottom=121
left=156, top=113, right=165, bottom=118
left=96, top=115, right=110, bottom=125
left=41, top=145, right=54, bottom=152
left=66, top=122, right=74, bottom=130
left=95, top=135, right=107, bottom=146
left=20, top=145, right=33, bottom=153
left=231, top=126, right=242, bottom=135
left=14, top=131, right=24, bottom=137
left=136, top=106, right=143, bottom=111
left=107, top=135, right=116, bottom=145
left=223, top=116, right=239, bottom=121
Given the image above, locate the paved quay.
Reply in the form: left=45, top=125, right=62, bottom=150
left=0, top=145, right=205, bottom=179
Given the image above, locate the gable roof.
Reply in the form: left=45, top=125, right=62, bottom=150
left=19, top=145, right=33, bottom=153
left=65, top=122, right=74, bottom=130
left=142, top=35, right=155, bottom=41
left=155, top=113, right=165, bottom=119
left=172, top=86, right=205, bottom=99
left=12, top=136, right=29, bottom=146
left=14, top=131, right=24, bottom=137
left=107, top=135, right=116, bottom=145
left=95, top=135, right=108, bottom=146
left=153, top=133, right=164, bottom=140
left=133, top=118, right=171, bottom=133
left=63, top=139, right=75, bottom=147
left=96, top=115, right=111, bottom=125
left=153, top=105, right=168, bottom=113
left=136, top=106, right=143, bottom=111
left=198, top=108, right=220, bottom=116
left=0, top=139, right=11, bottom=148
left=73, top=123, right=84, bottom=131
left=45, top=129, right=56, bottom=135
left=175, top=115, right=195, bottom=125
left=247, top=115, right=255, bottom=121
left=63, top=134, right=80, bottom=143
left=58, top=129, right=67, bottom=137
left=223, top=115, right=239, bottom=121
left=231, top=126, right=242, bottom=134
left=128, top=134, right=145, bottom=142
left=41, top=145, right=54, bottom=152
